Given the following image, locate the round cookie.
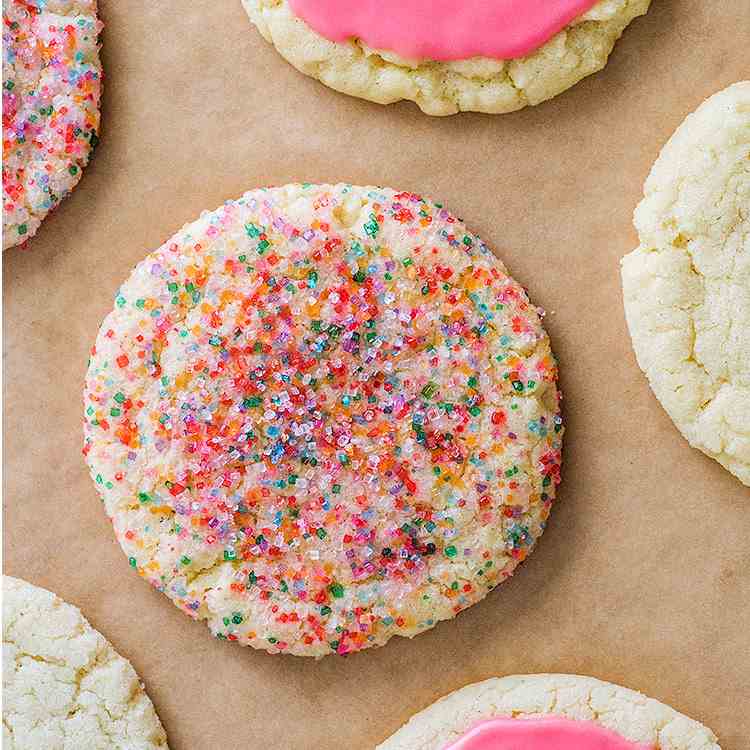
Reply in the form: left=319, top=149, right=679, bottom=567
left=243, top=0, right=651, bottom=116
left=621, top=82, right=750, bottom=487
left=2, top=0, right=102, bottom=250
left=2, top=576, right=169, bottom=750
left=377, top=674, right=721, bottom=750
left=83, top=183, right=563, bottom=657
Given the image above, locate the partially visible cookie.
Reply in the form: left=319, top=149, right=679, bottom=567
left=2, top=576, right=169, bottom=750
left=621, top=81, right=750, bottom=487
left=377, top=674, right=721, bottom=750
left=243, top=0, right=650, bottom=116
left=2, top=0, right=103, bottom=250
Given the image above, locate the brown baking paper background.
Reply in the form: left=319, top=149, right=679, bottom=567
left=4, top=1, right=749, bottom=748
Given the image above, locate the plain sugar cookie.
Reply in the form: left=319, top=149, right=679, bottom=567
left=377, top=674, right=721, bottom=750
left=2, top=576, right=169, bottom=750
left=243, top=0, right=650, bottom=116
left=621, top=82, right=750, bottom=487
left=83, top=183, right=563, bottom=657
left=2, top=0, right=103, bottom=250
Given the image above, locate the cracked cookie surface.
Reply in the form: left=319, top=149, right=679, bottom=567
left=2, top=0, right=103, bottom=250
left=83, top=183, right=563, bottom=657
left=622, top=82, right=750, bottom=487
left=242, top=0, right=650, bottom=116
left=2, top=576, right=169, bottom=750
left=376, top=674, right=721, bottom=749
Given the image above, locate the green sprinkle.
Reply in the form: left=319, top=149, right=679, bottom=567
left=421, top=382, right=438, bottom=399
left=329, top=583, right=345, bottom=598
left=444, top=545, right=458, bottom=558
left=363, top=218, right=379, bottom=237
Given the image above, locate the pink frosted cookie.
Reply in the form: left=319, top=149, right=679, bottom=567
left=83, top=184, right=563, bottom=657
left=377, top=674, right=722, bottom=750
left=244, top=0, right=651, bottom=115
left=2, top=0, right=102, bottom=249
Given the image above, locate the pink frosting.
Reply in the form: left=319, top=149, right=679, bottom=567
left=287, top=0, right=600, bottom=61
left=445, top=717, right=655, bottom=750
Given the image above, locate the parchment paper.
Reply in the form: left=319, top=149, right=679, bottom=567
left=3, top=1, right=749, bottom=748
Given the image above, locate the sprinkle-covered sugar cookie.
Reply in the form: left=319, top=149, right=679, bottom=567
left=377, top=674, right=721, bottom=750
left=84, top=184, right=563, bottom=657
left=244, top=0, right=650, bottom=115
left=3, top=576, right=170, bottom=750
left=2, top=0, right=102, bottom=250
